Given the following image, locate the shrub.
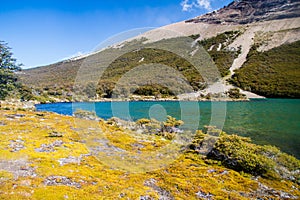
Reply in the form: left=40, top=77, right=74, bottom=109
left=226, top=88, right=246, bottom=99
left=136, top=118, right=151, bottom=127
left=163, top=115, right=184, bottom=129
left=209, top=134, right=274, bottom=176
left=190, top=128, right=300, bottom=181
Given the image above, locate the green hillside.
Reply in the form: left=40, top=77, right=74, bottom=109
left=18, top=32, right=243, bottom=101
left=230, top=41, right=300, bottom=98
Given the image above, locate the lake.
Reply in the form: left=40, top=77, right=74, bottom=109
left=36, top=99, right=300, bottom=158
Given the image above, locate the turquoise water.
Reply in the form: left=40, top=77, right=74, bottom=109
left=36, top=99, right=300, bottom=158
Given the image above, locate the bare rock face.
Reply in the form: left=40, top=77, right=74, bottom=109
left=186, top=0, right=300, bottom=24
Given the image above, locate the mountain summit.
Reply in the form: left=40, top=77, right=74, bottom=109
left=186, top=0, right=300, bottom=24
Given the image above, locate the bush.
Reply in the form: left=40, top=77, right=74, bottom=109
left=209, top=134, right=274, bottom=176
left=136, top=118, right=151, bottom=127
left=133, top=84, right=175, bottom=97
left=135, top=116, right=184, bottom=140
left=226, top=88, right=246, bottom=99
left=163, top=115, right=184, bottom=128
left=190, top=129, right=300, bottom=181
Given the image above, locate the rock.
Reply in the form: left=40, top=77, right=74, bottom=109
left=219, top=170, right=229, bottom=175
left=144, top=178, right=174, bottom=200
left=35, top=144, right=55, bottom=152
left=207, top=169, right=217, bottom=173
left=119, top=193, right=126, bottom=198
left=195, top=191, right=213, bottom=199
left=91, top=138, right=126, bottom=156
left=140, top=196, right=154, bottom=200
left=44, top=176, right=81, bottom=188
left=57, top=154, right=91, bottom=166
left=9, top=140, right=25, bottom=152
left=52, top=140, right=63, bottom=147
left=0, top=159, right=37, bottom=178
left=131, top=143, right=145, bottom=149
left=20, top=180, right=31, bottom=186
left=58, top=156, right=81, bottom=166
left=5, top=114, right=25, bottom=119
left=35, top=140, right=63, bottom=153
left=253, top=183, right=299, bottom=199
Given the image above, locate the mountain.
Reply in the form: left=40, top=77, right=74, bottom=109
left=18, top=0, right=300, bottom=101
left=186, top=0, right=300, bottom=24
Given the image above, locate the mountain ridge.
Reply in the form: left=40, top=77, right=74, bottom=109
left=186, top=0, right=300, bottom=25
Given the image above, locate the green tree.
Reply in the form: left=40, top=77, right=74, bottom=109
left=0, top=41, right=22, bottom=99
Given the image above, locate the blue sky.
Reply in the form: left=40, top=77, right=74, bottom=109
left=0, top=0, right=232, bottom=69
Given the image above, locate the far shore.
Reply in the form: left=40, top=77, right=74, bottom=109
left=37, top=98, right=252, bottom=104
left=0, top=97, right=267, bottom=109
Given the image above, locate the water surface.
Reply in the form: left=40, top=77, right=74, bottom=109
left=36, top=99, right=300, bottom=158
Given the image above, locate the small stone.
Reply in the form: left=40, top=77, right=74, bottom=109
left=196, top=191, right=213, bottom=199
left=219, top=170, right=228, bottom=175
left=140, top=195, right=154, bottom=200
left=58, top=156, right=81, bottom=166
left=9, top=140, right=25, bottom=152
left=207, top=169, right=217, bottom=173
left=119, top=193, right=125, bottom=198
left=44, top=176, right=81, bottom=188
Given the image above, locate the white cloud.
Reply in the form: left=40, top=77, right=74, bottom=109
left=197, top=0, right=212, bottom=10
left=181, top=0, right=212, bottom=12
left=181, top=0, right=193, bottom=11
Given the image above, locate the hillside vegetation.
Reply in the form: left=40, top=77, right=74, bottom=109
left=198, top=30, right=241, bottom=77
left=18, top=32, right=244, bottom=101
left=95, top=47, right=205, bottom=98
left=230, top=40, right=300, bottom=98
left=18, top=37, right=210, bottom=101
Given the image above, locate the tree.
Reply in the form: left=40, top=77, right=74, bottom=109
left=0, top=41, right=21, bottom=71
left=0, top=41, right=22, bottom=99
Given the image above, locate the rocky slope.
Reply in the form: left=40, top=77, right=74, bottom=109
left=186, top=0, right=300, bottom=25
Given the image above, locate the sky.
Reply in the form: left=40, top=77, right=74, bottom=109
left=0, top=0, right=233, bottom=69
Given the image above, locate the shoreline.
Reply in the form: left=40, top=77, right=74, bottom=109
left=35, top=97, right=252, bottom=104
